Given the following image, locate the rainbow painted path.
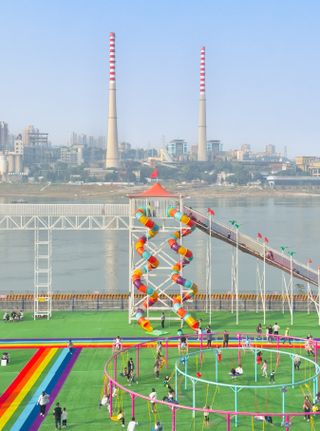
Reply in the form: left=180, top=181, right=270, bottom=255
left=0, top=345, right=81, bottom=431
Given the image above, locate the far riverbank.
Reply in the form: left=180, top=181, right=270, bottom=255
left=1, top=182, right=320, bottom=201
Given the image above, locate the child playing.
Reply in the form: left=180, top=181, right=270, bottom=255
left=117, top=409, right=125, bottom=427
left=261, top=360, right=268, bottom=378
left=114, top=336, right=122, bottom=351
left=203, top=405, right=210, bottom=427
left=269, top=369, right=275, bottom=384
left=127, top=369, right=136, bottom=386
left=121, top=367, right=128, bottom=377
left=61, top=407, right=68, bottom=428
left=154, top=358, right=161, bottom=379
left=163, top=375, right=172, bottom=391
left=256, top=351, right=262, bottom=365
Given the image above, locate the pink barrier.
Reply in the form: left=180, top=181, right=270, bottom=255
left=104, top=332, right=320, bottom=430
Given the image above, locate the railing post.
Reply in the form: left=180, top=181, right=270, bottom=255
left=109, top=380, right=113, bottom=417
left=184, top=356, right=188, bottom=390
left=113, top=355, right=117, bottom=381
left=291, top=356, right=295, bottom=388
left=226, top=413, right=231, bottom=431
left=285, top=415, right=290, bottom=431
left=175, top=365, right=178, bottom=402
left=200, top=332, right=203, bottom=365
left=171, top=406, right=176, bottom=431
left=254, top=348, right=257, bottom=382
left=131, top=393, right=135, bottom=417
left=192, top=379, right=196, bottom=418
left=136, top=345, right=140, bottom=378
left=165, top=338, right=169, bottom=368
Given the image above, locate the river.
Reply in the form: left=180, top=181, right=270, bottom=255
left=0, top=195, right=319, bottom=295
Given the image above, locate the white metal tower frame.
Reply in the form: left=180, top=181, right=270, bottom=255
left=128, top=194, right=196, bottom=325
left=34, top=228, right=52, bottom=319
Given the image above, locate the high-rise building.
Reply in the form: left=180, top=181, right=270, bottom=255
left=207, top=140, right=222, bottom=160
left=23, top=127, right=50, bottom=166
left=22, top=125, right=36, bottom=146
left=0, top=122, right=9, bottom=152
left=59, top=144, right=84, bottom=166
left=106, top=32, right=120, bottom=169
left=14, top=134, right=24, bottom=155
left=265, top=144, right=276, bottom=155
left=167, top=139, right=188, bottom=160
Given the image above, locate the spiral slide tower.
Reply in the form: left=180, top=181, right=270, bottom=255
left=132, top=208, right=159, bottom=332
left=167, top=207, right=199, bottom=331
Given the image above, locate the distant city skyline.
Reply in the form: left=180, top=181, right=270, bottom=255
left=2, top=1, right=320, bottom=157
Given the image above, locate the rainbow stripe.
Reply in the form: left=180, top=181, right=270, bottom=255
left=12, top=348, right=81, bottom=431
left=0, top=347, right=57, bottom=428
left=0, top=337, right=308, bottom=350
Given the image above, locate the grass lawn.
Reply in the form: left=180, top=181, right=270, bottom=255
left=1, top=310, right=320, bottom=430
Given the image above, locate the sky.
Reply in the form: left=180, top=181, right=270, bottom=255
left=1, top=0, right=320, bottom=156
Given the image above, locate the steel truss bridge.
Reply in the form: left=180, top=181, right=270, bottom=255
left=0, top=203, right=318, bottom=324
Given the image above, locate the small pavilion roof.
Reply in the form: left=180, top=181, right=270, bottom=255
left=128, top=182, right=179, bottom=199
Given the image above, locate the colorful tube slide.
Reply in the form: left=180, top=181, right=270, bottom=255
left=167, top=207, right=199, bottom=331
left=132, top=208, right=159, bottom=332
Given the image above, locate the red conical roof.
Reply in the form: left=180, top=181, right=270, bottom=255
left=128, top=182, right=179, bottom=198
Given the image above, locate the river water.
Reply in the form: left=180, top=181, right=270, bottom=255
left=0, top=195, right=319, bottom=295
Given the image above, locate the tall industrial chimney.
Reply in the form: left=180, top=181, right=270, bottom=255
left=197, top=47, right=207, bottom=161
left=106, top=32, right=120, bottom=169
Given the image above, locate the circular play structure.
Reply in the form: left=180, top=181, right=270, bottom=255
left=104, top=332, right=320, bottom=430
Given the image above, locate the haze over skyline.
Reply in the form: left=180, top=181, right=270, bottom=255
left=1, top=0, right=320, bottom=157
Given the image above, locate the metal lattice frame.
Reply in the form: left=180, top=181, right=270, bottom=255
left=34, top=228, right=52, bottom=319
left=128, top=195, right=199, bottom=325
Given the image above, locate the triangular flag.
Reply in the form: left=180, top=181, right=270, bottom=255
left=208, top=208, right=215, bottom=216
left=257, top=232, right=263, bottom=240
left=264, top=237, right=269, bottom=244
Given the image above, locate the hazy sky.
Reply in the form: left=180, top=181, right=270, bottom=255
left=1, top=0, right=320, bottom=156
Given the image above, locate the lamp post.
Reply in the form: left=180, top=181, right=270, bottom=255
left=318, top=265, right=320, bottom=326
left=287, top=250, right=295, bottom=326
left=306, top=259, right=312, bottom=315
left=280, top=246, right=288, bottom=315
left=207, top=208, right=215, bottom=325
left=256, top=233, right=267, bottom=325
left=229, top=220, right=240, bottom=325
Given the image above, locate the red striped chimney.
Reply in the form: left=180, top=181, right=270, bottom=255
left=200, top=47, right=205, bottom=94
left=109, top=32, right=115, bottom=82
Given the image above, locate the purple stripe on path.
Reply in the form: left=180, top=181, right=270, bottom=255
left=32, top=348, right=82, bottom=430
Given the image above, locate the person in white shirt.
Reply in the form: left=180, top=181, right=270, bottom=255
left=114, top=336, right=122, bottom=351
left=149, top=388, right=157, bottom=413
left=61, top=407, right=68, bottom=428
left=37, top=391, right=50, bottom=416
left=273, top=323, right=280, bottom=336
left=127, top=416, right=138, bottom=431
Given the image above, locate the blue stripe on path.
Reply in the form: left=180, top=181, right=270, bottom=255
left=11, top=348, right=81, bottom=431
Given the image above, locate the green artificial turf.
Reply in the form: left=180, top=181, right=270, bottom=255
left=1, top=310, right=320, bottom=430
